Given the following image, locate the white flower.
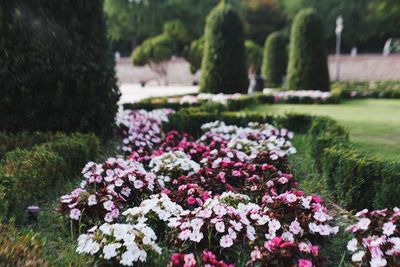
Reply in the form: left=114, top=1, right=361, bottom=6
left=357, top=218, right=371, bottom=230
left=103, top=200, right=114, bottom=211
left=370, top=257, right=387, bottom=267
left=134, top=179, right=144, bottom=189
left=215, top=221, right=225, bottom=233
left=220, top=235, right=234, bottom=248
left=189, top=230, right=204, bottom=242
left=351, top=250, right=365, bottom=262
left=103, top=243, right=122, bottom=259
left=268, top=219, right=281, bottom=232
left=70, top=208, right=81, bottom=220
left=314, top=211, right=327, bottom=222
left=120, top=250, right=135, bottom=266
left=190, top=218, right=204, bottom=230
left=289, top=220, right=302, bottom=235
left=347, top=238, right=358, bottom=252
left=213, top=205, right=227, bottom=216
left=286, top=193, right=297, bottom=203
left=88, top=195, right=97, bottom=206
left=382, top=221, right=396, bottom=236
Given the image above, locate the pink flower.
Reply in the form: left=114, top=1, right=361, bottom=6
left=70, top=208, right=81, bottom=220
left=220, top=235, right=234, bottom=248
left=187, top=196, right=196, bottom=205
left=299, top=259, right=313, bottom=267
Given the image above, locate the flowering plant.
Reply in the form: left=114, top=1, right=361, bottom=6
left=60, top=158, right=156, bottom=224
left=346, top=208, right=400, bottom=267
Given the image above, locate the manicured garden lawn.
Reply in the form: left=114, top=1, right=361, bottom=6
left=250, top=99, right=400, bottom=161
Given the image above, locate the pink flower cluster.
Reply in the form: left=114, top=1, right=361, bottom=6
left=63, top=109, right=341, bottom=266
left=346, top=208, right=400, bottom=267
left=116, top=109, right=175, bottom=161
left=169, top=250, right=234, bottom=267
left=60, top=157, right=155, bottom=223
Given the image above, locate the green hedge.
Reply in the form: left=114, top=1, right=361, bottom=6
left=0, top=132, right=58, bottom=159
left=0, top=133, right=99, bottom=223
left=309, top=116, right=400, bottom=210
left=332, top=81, right=400, bottom=99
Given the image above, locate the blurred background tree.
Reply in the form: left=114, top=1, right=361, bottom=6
left=105, top=0, right=400, bottom=55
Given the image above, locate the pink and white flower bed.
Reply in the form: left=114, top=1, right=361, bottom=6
left=59, top=108, right=399, bottom=266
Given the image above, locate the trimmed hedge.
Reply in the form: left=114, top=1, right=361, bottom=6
left=0, top=133, right=99, bottom=223
left=262, top=32, right=288, bottom=87
left=0, top=131, right=58, bottom=159
left=286, top=9, right=330, bottom=91
left=332, top=81, right=400, bottom=99
left=309, top=116, right=400, bottom=210
left=200, top=3, right=248, bottom=94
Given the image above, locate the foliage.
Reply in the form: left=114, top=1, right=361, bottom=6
left=0, top=223, right=48, bottom=266
left=131, top=34, right=176, bottom=83
left=0, top=0, right=120, bottom=137
left=241, top=0, right=286, bottom=45
left=200, top=3, right=248, bottom=94
left=185, top=37, right=205, bottom=74
left=0, top=133, right=99, bottom=223
left=245, top=40, right=263, bottom=74
left=262, top=32, right=288, bottom=87
left=286, top=8, right=330, bottom=91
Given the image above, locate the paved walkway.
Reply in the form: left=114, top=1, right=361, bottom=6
left=119, top=84, right=198, bottom=104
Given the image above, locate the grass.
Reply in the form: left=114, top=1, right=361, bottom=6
left=250, top=99, right=400, bottom=161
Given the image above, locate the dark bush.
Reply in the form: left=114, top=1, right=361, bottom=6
left=200, top=2, right=248, bottom=94
left=286, top=9, right=330, bottom=91
left=273, top=113, right=314, bottom=133
left=226, top=95, right=259, bottom=111
left=262, top=32, right=288, bottom=87
left=0, top=1, right=120, bottom=137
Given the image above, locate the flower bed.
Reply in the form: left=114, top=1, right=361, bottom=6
left=58, top=108, right=400, bottom=266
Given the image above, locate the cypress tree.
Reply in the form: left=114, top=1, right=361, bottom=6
left=200, top=2, right=248, bottom=94
left=0, top=0, right=120, bottom=136
left=262, top=32, right=288, bottom=87
left=286, top=8, right=330, bottom=91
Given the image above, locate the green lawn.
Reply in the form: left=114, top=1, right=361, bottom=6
left=250, top=99, right=400, bottom=161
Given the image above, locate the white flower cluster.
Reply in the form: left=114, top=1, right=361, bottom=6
left=200, top=121, right=296, bottom=160
left=123, top=194, right=184, bottom=223
left=149, top=151, right=200, bottom=187
left=77, top=222, right=161, bottom=266
left=263, top=89, right=331, bottom=102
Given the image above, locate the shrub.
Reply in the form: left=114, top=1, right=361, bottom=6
left=245, top=40, right=263, bottom=74
left=262, top=32, right=288, bottom=87
left=163, top=20, right=189, bottom=44
left=0, top=131, right=60, bottom=159
left=0, top=1, right=120, bottom=137
left=286, top=9, right=330, bottom=91
left=226, top=94, right=259, bottom=111
left=200, top=2, right=248, bottom=94
left=0, top=134, right=99, bottom=222
left=185, top=37, right=205, bottom=74
left=273, top=113, right=314, bottom=133
left=132, top=34, right=176, bottom=83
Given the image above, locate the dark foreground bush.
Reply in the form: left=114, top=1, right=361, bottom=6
left=0, top=1, right=120, bottom=137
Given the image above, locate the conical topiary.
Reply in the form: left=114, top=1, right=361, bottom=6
left=200, top=2, right=248, bottom=94
left=286, top=8, right=330, bottom=91
left=262, top=32, right=288, bottom=87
